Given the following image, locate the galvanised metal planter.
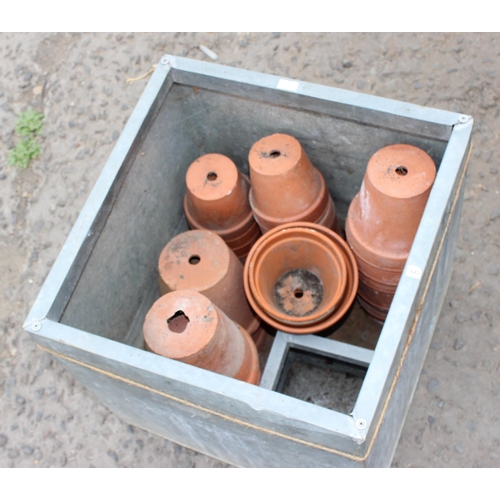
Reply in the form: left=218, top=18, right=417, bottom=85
left=23, top=55, right=472, bottom=467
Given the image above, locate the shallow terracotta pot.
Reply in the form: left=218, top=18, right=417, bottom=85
left=345, top=144, right=436, bottom=320
left=143, top=290, right=261, bottom=385
left=244, top=222, right=358, bottom=334
left=248, top=133, right=339, bottom=233
left=158, top=230, right=266, bottom=350
left=184, top=153, right=261, bottom=259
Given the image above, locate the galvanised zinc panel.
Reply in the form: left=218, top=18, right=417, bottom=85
left=23, top=55, right=472, bottom=467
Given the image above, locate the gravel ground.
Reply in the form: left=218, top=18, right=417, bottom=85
left=1, top=32, right=499, bottom=467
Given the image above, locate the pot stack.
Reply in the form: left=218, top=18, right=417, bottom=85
left=243, top=222, right=358, bottom=335
left=345, top=144, right=436, bottom=322
left=142, top=135, right=437, bottom=381
left=184, top=153, right=262, bottom=260
left=158, top=229, right=267, bottom=350
left=144, top=290, right=261, bottom=385
left=248, top=134, right=339, bottom=234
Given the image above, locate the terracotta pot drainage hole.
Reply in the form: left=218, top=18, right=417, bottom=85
left=273, top=269, right=324, bottom=317
left=269, top=150, right=281, bottom=158
left=395, top=166, right=408, bottom=176
left=206, top=171, right=218, bottom=181
left=166, top=310, right=190, bottom=333
left=188, top=255, right=201, bottom=265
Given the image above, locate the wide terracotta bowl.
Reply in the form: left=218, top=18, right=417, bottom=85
left=244, top=222, right=358, bottom=334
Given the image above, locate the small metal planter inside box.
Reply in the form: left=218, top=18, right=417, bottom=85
left=24, top=55, right=472, bottom=467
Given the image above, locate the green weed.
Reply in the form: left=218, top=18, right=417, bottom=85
left=8, top=136, right=41, bottom=170
left=15, top=109, right=44, bottom=137
left=8, top=109, right=44, bottom=170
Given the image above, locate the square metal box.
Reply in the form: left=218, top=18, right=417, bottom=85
left=24, top=55, right=472, bottom=467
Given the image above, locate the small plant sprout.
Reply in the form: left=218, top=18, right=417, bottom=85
left=8, top=109, right=44, bottom=170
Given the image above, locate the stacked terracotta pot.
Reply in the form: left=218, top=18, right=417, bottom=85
left=143, top=134, right=437, bottom=381
left=158, top=229, right=267, bottom=349
left=184, top=154, right=261, bottom=260
left=243, top=222, right=358, bottom=334
left=248, top=134, right=340, bottom=234
left=144, top=290, right=261, bottom=385
left=345, top=144, right=436, bottom=322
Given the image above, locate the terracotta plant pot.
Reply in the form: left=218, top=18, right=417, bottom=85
left=244, top=222, right=358, bottom=334
left=158, top=229, right=267, bottom=349
left=143, top=290, right=261, bottom=385
left=248, top=133, right=339, bottom=233
left=184, top=153, right=261, bottom=259
left=345, top=144, right=436, bottom=320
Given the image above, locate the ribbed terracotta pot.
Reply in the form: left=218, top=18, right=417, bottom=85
left=158, top=229, right=267, bottom=350
left=248, top=134, right=339, bottom=233
left=244, top=222, right=358, bottom=334
left=143, top=290, right=261, bottom=385
left=345, top=144, right=436, bottom=320
left=184, top=153, right=261, bottom=259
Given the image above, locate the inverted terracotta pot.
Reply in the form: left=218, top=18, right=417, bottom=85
left=244, top=222, right=358, bottom=334
left=248, top=134, right=339, bottom=233
left=184, top=153, right=261, bottom=259
left=345, top=144, right=436, bottom=321
left=345, top=144, right=436, bottom=273
left=158, top=230, right=266, bottom=349
left=143, top=290, right=261, bottom=385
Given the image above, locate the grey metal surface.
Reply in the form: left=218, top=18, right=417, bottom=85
left=351, top=120, right=473, bottom=447
left=169, top=56, right=464, bottom=140
left=23, top=55, right=472, bottom=467
left=260, top=332, right=374, bottom=391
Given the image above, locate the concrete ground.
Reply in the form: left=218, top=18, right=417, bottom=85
left=0, top=32, right=499, bottom=467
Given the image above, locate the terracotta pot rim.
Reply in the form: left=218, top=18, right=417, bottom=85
left=316, top=197, right=340, bottom=234
left=358, top=270, right=399, bottom=293
left=351, top=246, right=406, bottom=275
left=230, top=232, right=263, bottom=259
left=346, top=219, right=409, bottom=271
left=223, top=219, right=261, bottom=248
left=184, top=193, right=256, bottom=237
left=249, top=227, right=347, bottom=326
left=357, top=295, right=388, bottom=323
left=249, top=168, right=330, bottom=227
left=244, top=222, right=358, bottom=334
left=357, top=281, right=395, bottom=309
left=237, top=324, right=261, bottom=385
